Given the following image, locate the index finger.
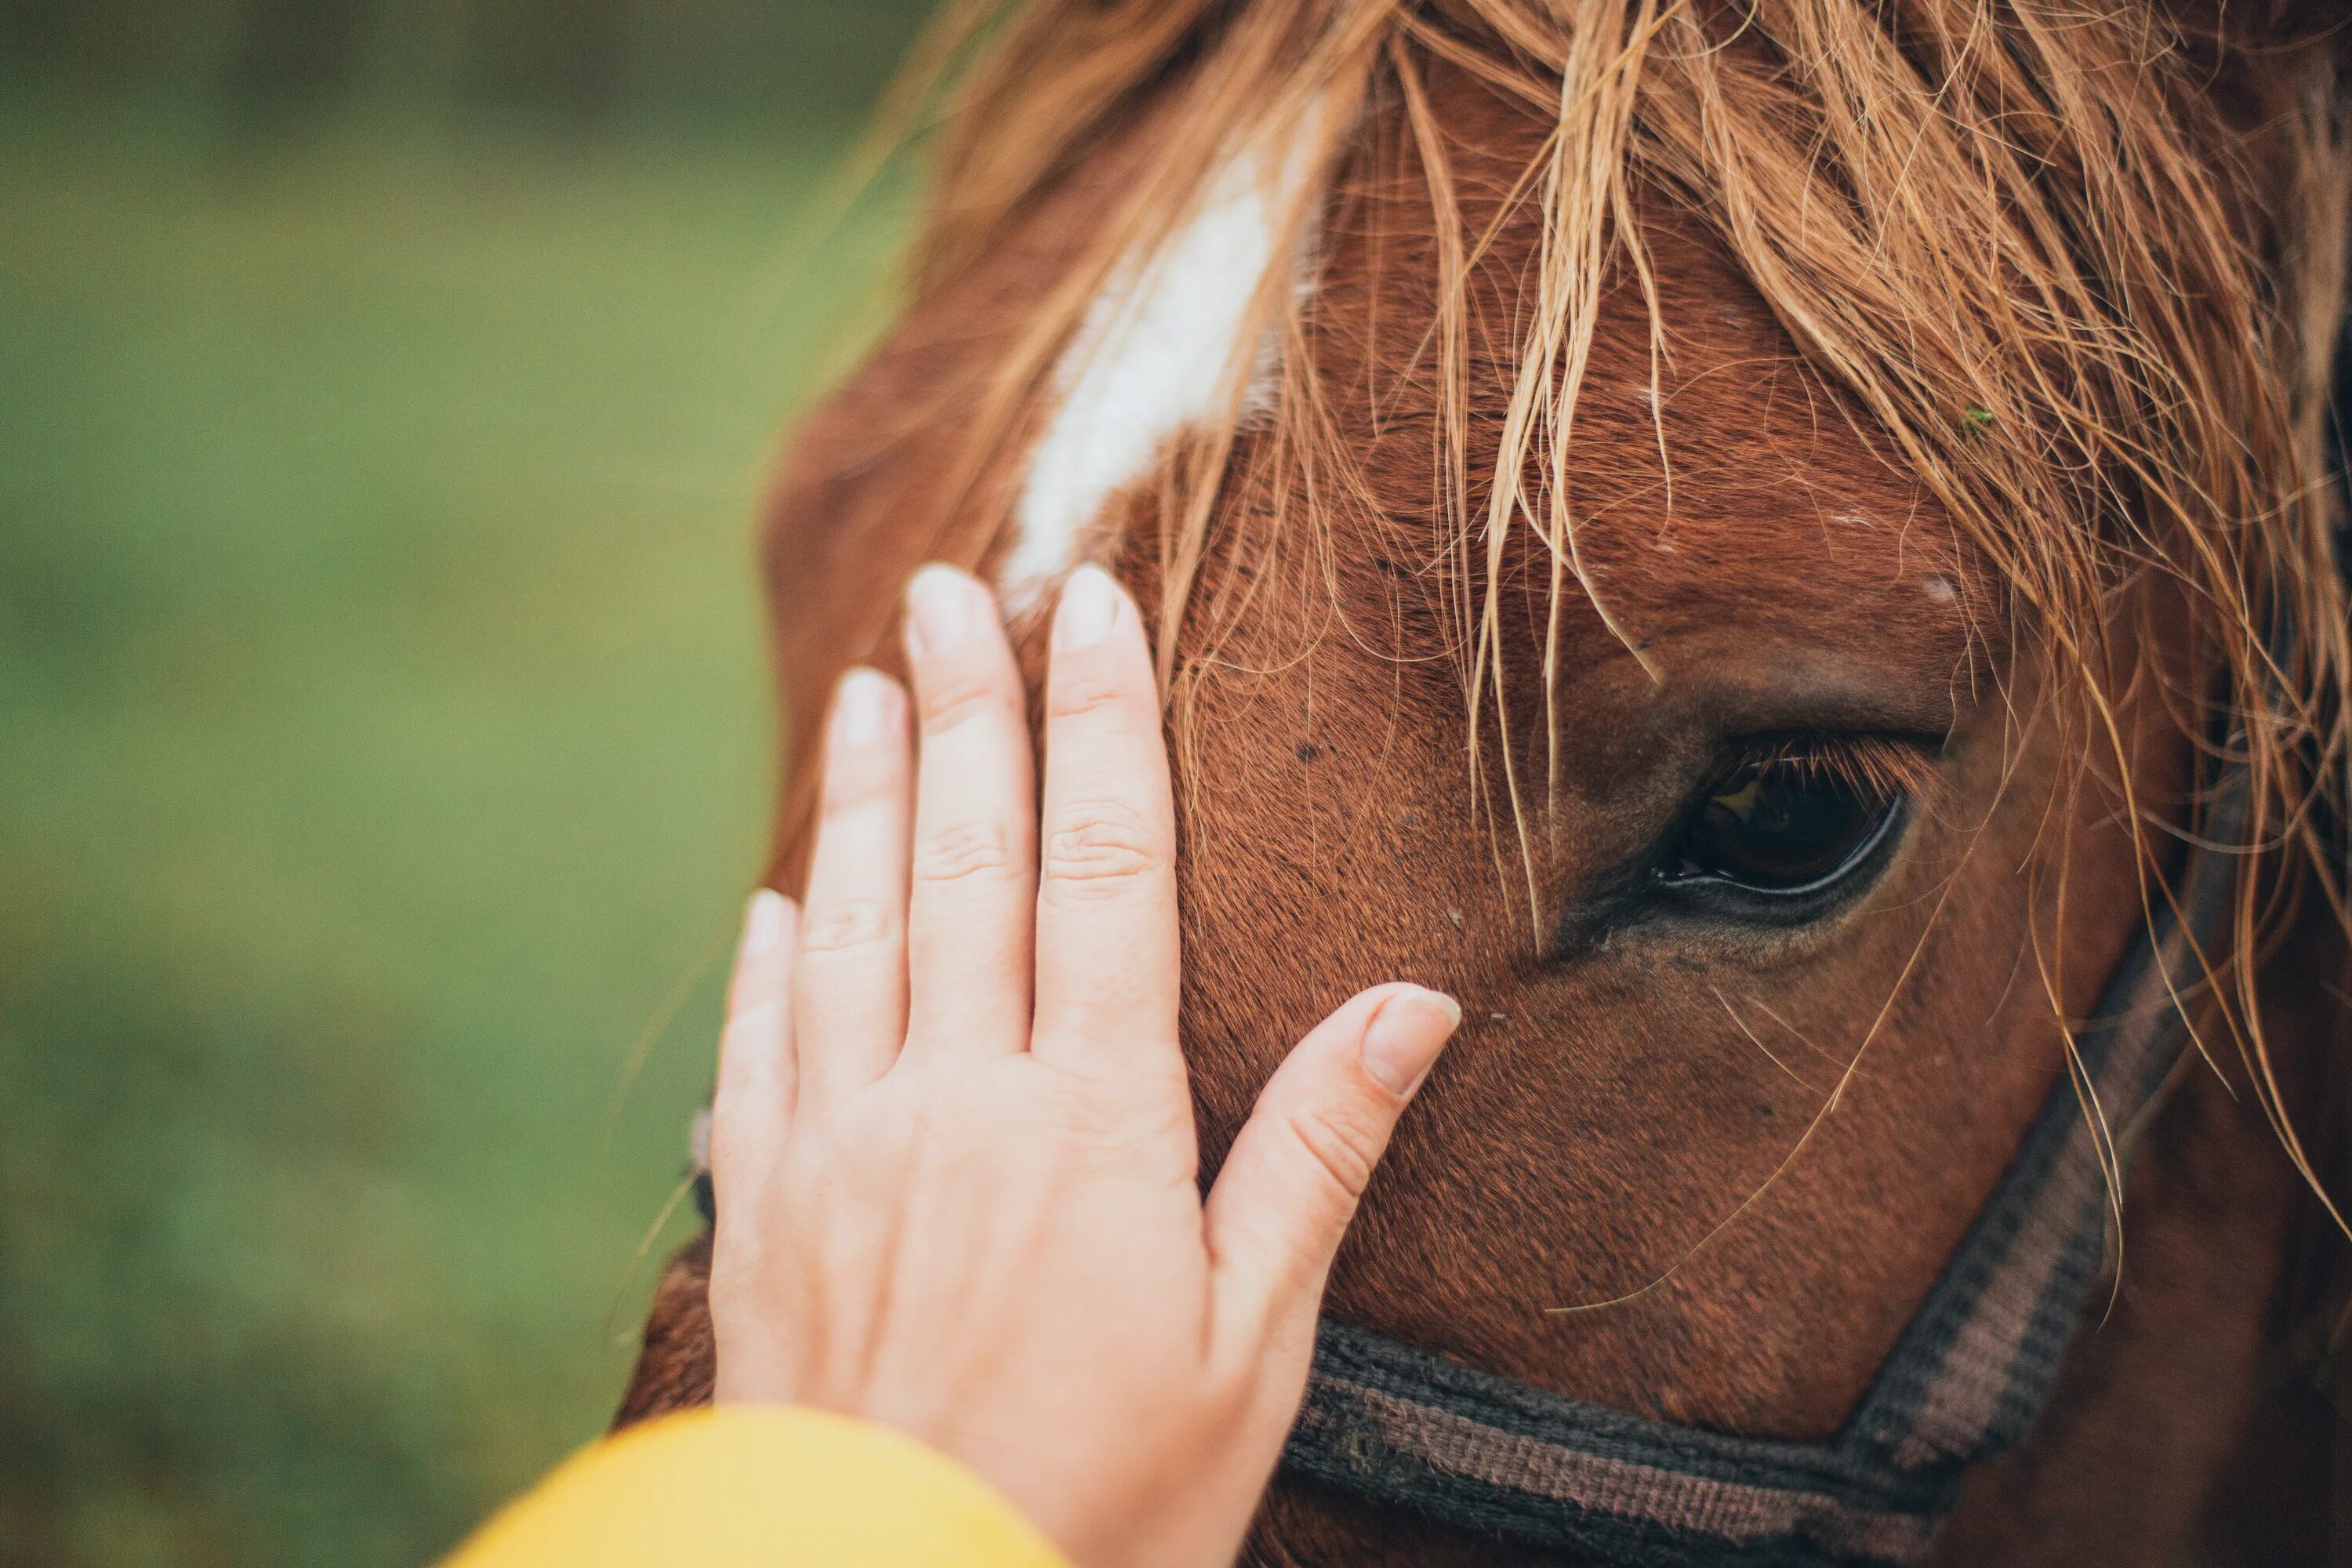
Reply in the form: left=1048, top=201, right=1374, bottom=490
left=1029, top=566, right=1181, bottom=1074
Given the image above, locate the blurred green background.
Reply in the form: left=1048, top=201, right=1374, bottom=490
left=0, top=5, right=927, bottom=1563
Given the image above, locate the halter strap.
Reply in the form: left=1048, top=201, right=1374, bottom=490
left=1278, top=777, right=2245, bottom=1564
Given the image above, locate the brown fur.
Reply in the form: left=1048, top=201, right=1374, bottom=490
left=616, top=4, right=2352, bottom=1561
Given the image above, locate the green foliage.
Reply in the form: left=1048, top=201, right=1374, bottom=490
left=0, top=99, right=907, bottom=1567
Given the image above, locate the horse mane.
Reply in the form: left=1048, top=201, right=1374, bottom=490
left=849, top=0, right=2352, bottom=1236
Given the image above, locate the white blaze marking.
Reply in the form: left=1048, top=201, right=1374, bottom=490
left=1004, top=132, right=1316, bottom=611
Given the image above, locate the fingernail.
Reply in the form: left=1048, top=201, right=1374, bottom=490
left=742, top=888, right=789, bottom=957
left=831, top=666, right=894, bottom=746
left=904, top=564, right=975, bottom=662
left=1361, top=988, right=1461, bottom=1098
left=1052, top=564, right=1122, bottom=651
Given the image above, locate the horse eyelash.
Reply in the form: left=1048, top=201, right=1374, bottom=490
left=1730, top=735, right=1940, bottom=800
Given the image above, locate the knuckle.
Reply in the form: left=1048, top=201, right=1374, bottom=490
left=919, top=673, right=1015, bottom=734
left=1041, top=802, right=1163, bottom=890
left=722, top=996, right=787, bottom=1043
left=1030, top=1062, right=1118, bottom=1130
left=1030, top=1062, right=1145, bottom=1145
left=820, top=767, right=895, bottom=816
left=900, top=1091, right=952, bottom=1148
left=913, top=818, right=1018, bottom=886
left=1286, top=1100, right=1383, bottom=1201
left=798, top=898, right=898, bottom=956
left=1048, top=673, right=1137, bottom=724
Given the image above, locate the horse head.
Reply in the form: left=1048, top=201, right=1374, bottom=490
left=623, top=3, right=2352, bottom=1560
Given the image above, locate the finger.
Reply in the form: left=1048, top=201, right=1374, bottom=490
left=899, top=564, right=1036, bottom=1061
left=1204, top=985, right=1459, bottom=1336
left=795, top=666, right=913, bottom=1107
left=1030, top=566, right=1180, bottom=1074
left=711, top=889, right=799, bottom=1218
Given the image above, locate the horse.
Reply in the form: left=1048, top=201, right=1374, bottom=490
left=615, top=2, right=2352, bottom=1562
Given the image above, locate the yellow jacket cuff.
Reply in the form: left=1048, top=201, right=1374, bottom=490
left=444, top=1405, right=1073, bottom=1568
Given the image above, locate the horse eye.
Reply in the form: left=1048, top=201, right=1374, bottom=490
left=1666, top=757, right=1901, bottom=896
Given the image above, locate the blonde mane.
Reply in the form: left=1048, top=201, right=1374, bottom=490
left=869, top=0, right=2352, bottom=1225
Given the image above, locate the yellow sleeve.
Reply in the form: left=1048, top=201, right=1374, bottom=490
left=443, top=1405, right=1073, bottom=1568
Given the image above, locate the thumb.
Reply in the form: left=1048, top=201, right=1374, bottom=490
left=1203, top=984, right=1460, bottom=1334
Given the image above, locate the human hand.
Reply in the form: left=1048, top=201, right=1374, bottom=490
left=705, top=562, right=1460, bottom=1568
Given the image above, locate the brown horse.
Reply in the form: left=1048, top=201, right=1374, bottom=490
left=619, top=2, right=2352, bottom=1562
